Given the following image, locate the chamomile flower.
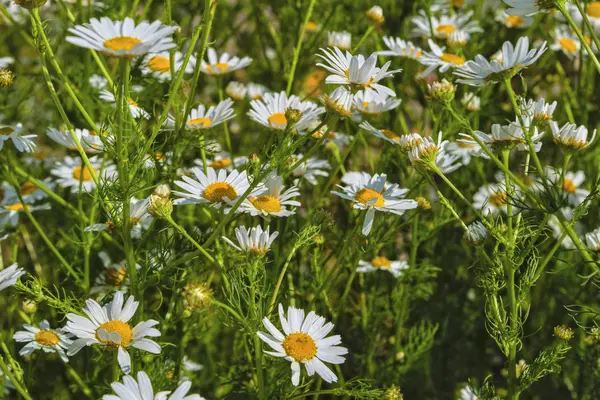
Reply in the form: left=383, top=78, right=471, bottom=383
left=0, top=57, right=13, bottom=69
left=520, top=98, right=557, bottom=123
left=257, top=304, right=348, bottom=386
left=461, top=93, right=481, bottom=111
left=91, top=252, right=130, bottom=296
left=359, top=121, right=402, bottom=145
left=454, top=37, right=547, bottom=86
left=222, top=225, right=279, bottom=255
left=332, top=172, right=418, bottom=235
left=316, top=47, right=401, bottom=97
left=173, top=167, right=255, bottom=209
left=545, top=168, right=590, bottom=206
left=551, top=27, right=581, bottom=58
left=289, top=154, right=330, bottom=185
left=411, top=10, right=482, bottom=40
left=503, top=0, right=554, bottom=16
left=459, top=386, right=478, bottom=400
left=0, top=202, right=50, bottom=228
left=310, top=126, right=351, bottom=150
left=247, top=83, right=268, bottom=100
left=194, top=152, right=247, bottom=172
left=579, top=2, right=600, bottom=31
left=0, top=124, right=36, bottom=153
left=354, top=90, right=401, bottom=115
left=408, top=133, right=462, bottom=173
left=238, top=172, right=300, bottom=218
left=200, top=47, right=252, bottom=75
left=142, top=51, right=196, bottom=81
left=551, top=121, right=596, bottom=151
left=85, top=197, right=152, bottom=239
left=463, top=122, right=543, bottom=153
left=445, top=139, right=484, bottom=165
left=51, top=155, right=116, bottom=193
left=1, top=179, right=54, bottom=204
left=464, top=221, right=488, bottom=245
left=248, top=91, right=325, bottom=132
left=13, top=320, right=71, bottom=362
left=327, top=31, right=352, bottom=51
left=377, top=37, right=423, bottom=60
left=357, top=256, right=408, bottom=278
left=66, top=292, right=161, bottom=374
left=473, top=182, right=509, bottom=215
left=99, top=89, right=150, bottom=119
left=185, top=98, right=235, bottom=130
left=366, top=6, right=385, bottom=24
left=47, top=127, right=105, bottom=153
left=226, top=81, right=248, bottom=101
left=89, top=74, right=108, bottom=90
left=585, top=227, right=600, bottom=251
left=322, top=87, right=354, bottom=117
left=495, top=11, right=533, bottom=28
left=419, top=39, right=466, bottom=77
left=102, top=371, right=205, bottom=400
left=0, top=264, right=25, bottom=292
left=66, top=17, right=177, bottom=57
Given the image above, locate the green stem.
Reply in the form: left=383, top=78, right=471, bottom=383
left=267, top=243, right=301, bottom=315
left=0, top=355, right=33, bottom=400
left=165, top=216, right=215, bottom=264
left=558, top=2, right=600, bottom=76
left=574, top=0, right=600, bottom=58
left=351, top=25, right=375, bottom=53
left=286, top=0, right=317, bottom=95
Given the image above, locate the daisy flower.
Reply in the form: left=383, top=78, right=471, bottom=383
left=200, top=47, right=252, bottom=75
left=445, top=139, right=484, bottom=165
left=551, top=121, right=596, bottom=151
left=545, top=168, right=590, bottom=206
left=459, top=386, right=478, bottom=400
left=257, top=304, right=348, bottom=386
left=222, top=225, right=279, bottom=255
left=47, top=127, right=105, bottom=153
left=411, top=10, right=482, bottom=40
left=332, top=172, right=418, bottom=235
left=461, top=93, right=481, bottom=111
left=418, top=39, right=465, bottom=77
left=141, top=51, right=196, bottom=81
left=185, top=98, right=235, bottom=130
left=310, top=126, right=351, bottom=150
left=357, top=256, right=408, bottom=278
left=51, top=155, right=116, bottom=193
left=173, top=167, right=255, bottom=209
left=473, top=182, right=509, bottom=215
left=226, top=81, right=248, bottom=101
left=322, top=87, right=354, bottom=117
left=366, top=5, right=385, bottom=24
left=0, top=123, right=36, bottom=153
left=89, top=74, right=108, bottom=90
left=91, top=252, right=130, bottom=296
left=408, top=133, right=462, bottom=173
left=0, top=57, right=14, bottom=69
left=0, top=264, right=25, bottom=292
left=580, top=2, right=600, bottom=31
left=462, top=122, right=543, bottom=153
left=85, top=197, right=153, bottom=239
left=66, top=292, right=161, bottom=374
left=0, top=201, right=50, bottom=228
left=354, top=90, right=401, bottom=115
left=520, top=98, right=557, bottom=123
left=316, top=47, right=401, bottom=97
left=503, top=0, right=554, bottom=16
left=551, top=27, right=581, bottom=58
left=13, top=320, right=71, bottom=362
left=248, top=91, right=325, bottom=132
left=464, top=221, right=488, bottom=245
left=194, top=152, right=247, bottom=172
left=247, top=83, right=268, bottom=100
left=377, top=36, right=423, bottom=60
left=102, top=371, right=205, bottom=400
left=289, top=154, right=330, bottom=185
left=99, top=89, right=150, bottom=119
left=66, top=17, right=177, bottom=57
left=585, top=227, right=600, bottom=251
left=495, top=11, right=533, bottom=28
left=359, top=121, right=402, bottom=145
left=238, top=172, right=301, bottom=218
left=327, top=31, right=352, bottom=51
left=454, top=37, right=547, bottom=86
left=1, top=179, right=54, bottom=204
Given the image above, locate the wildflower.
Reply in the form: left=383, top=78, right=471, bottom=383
left=67, top=17, right=177, bottom=57
left=141, top=51, right=196, bottom=81
left=173, top=167, right=256, bottom=209
left=354, top=90, right=401, bottom=115
left=194, top=152, right=247, bottom=172
left=357, top=256, right=408, bottom=278
left=0, top=264, right=25, bottom=292
left=360, top=121, right=401, bottom=145
left=408, top=133, right=462, bottom=173
left=51, top=155, right=116, bottom=193
left=102, top=371, right=205, bottom=400
left=427, top=79, right=457, bottom=103
left=464, top=221, right=487, bottom=245
left=416, top=196, right=431, bottom=210
left=473, top=182, right=509, bottom=215
left=248, top=91, right=324, bottom=132
left=454, top=37, right=547, bottom=86
left=46, top=127, right=105, bottom=153
left=419, top=40, right=465, bottom=78
left=366, top=6, right=385, bottom=25
left=1, top=180, right=53, bottom=204
left=89, top=74, right=108, bottom=90
left=411, top=10, right=482, bottom=40
left=85, top=197, right=152, bottom=238
left=551, top=27, right=580, bottom=58
left=0, top=202, right=50, bottom=228
left=0, top=123, right=36, bottom=153
left=317, top=47, right=401, bottom=97
left=446, top=138, right=484, bottom=165
left=0, top=57, right=14, bottom=69
left=13, top=0, right=47, bottom=9
left=289, top=155, right=331, bottom=185
left=462, top=122, right=543, bottom=153
left=247, top=83, right=267, bottom=100
left=545, top=168, right=590, bottom=206
left=91, top=252, right=131, bottom=295
left=580, top=2, right=600, bottom=31
left=459, top=386, right=478, bottom=400
left=551, top=122, right=596, bottom=151
left=222, top=225, right=278, bottom=255
left=238, top=172, right=300, bottom=217
left=332, top=172, right=418, bottom=235
left=520, top=98, right=557, bottom=124
left=22, top=299, right=37, bottom=314
left=185, top=98, right=235, bottom=130
left=327, top=31, right=352, bottom=51
left=495, top=11, right=533, bottom=28
left=226, top=81, right=248, bottom=100
left=554, top=325, right=574, bottom=341
left=585, top=227, right=600, bottom=251
left=377, top=37, right=423, bottom=60
left=257, top=304, right=348, bottom=386
left=182, top=283, right=213, bottom=312
left=200, top=47, right=252, bottom=75
left=322, top=87, right=354, bottom=117
left=0, top=69, right=14, bottom=87
left=13, top=320, right=71, bottom=362
left=99, top=89, right=150, bottom=119
left=503, top=0, right=558, bottom=16
left=66, top=292, right=161, bottom=374
left=385, top=385, right=404, bottom=400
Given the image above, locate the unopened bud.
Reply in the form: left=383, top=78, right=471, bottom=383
left=384, top=385, right=404, bottom=400
left=428, top=79, right=456, bottom=104
left=285, top=107, right=303, bottom=126
left=464, top=221, right=487, bottom=246
left=14, top=0, right=48, bottom=9
left=366, top=6, right=385, bottom=25
left=554, top=325, right=574, bottom=341
left=0, top=70, right=14, bottom=87
left=182, top=282, right=213, bottom=312
left=416, top=196, right=431, bottom=210
left=21, top=299, right=37, bottom=314
left=148, top=186, right=173, bottom=219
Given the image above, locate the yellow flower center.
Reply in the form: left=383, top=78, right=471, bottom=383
left=282, top=332, right=317, bottom=362
left=6, top=203, right=25, bottom=211
left=559, top=38, right=577, bottom=54
left=209, top=159, right=232, bottom=169
left=105, top=267, right=127, bottom=286
left=306, top=21, right=318, bottom=32
left=380, top=129, right=400, bottom=140
left=440, top=53, right=465, bottom=65
left=371, top=256, right=391, bottom=268
left=563, top=179, right=577, bottom=193
left=489, top=191, right=507, bottom=206
left=104, top=36, right=142, bottom=52
left=268, top=112, right=288, bottom=127
left=72, top=165, right=96, bottom=182
left=202, top=182, right=237, bottom=203
left=188, top=117, right=213, bottom=128
left=34, top=330, right=60, bottom=346
left=355, top=188, right=385, bottom=207
left=20, top=182, right=37, bottom=196
left=250, top=195, right=282, bottom=213
left=128, top=98, right=137, bottom=107
left=588, top=2, right=600, bottom=18
left=505, top=15, right=524, bottom=27
left=148, top=55, right=171, bottom=73
left=96, top=320, right=133, bottom=347
left=206, top=62, right=230, bottom=73
left=436, top=24, right=456, bottom=36
left=0, top=127, right=14, bottom=136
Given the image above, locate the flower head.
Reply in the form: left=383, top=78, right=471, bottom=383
left=222, top=225, right=279, bottom=255
left=238, top=172, right=301, bottom=217
left=200, top=48, right=252, bottom=75
left=0, top=124, right=36, bottom=153
left=358, top=256, right=408, bottom=277
left=248, top=91, right=324, bottom=132
left=551, top=122, right=596, bottom=151
left=13, top=320, right=71, bottom=362
left=102, top=371, right=205, bottom=400
left=327, top=31, right=352, bottom=51
left=377, top=37, right=422, bottom=60
left=0, top=264, right=25, bottom=292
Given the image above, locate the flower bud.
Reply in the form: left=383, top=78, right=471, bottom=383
left=148, top=185, right=173, bottom=219
left=384, top=385, right=404, bottom=400
left=14, top=0, right=48, bottom=9
left=0, top=70, right=14, bottom=87
left=21, top=299, right=37, bottom=314
left=464, top=221, right=487, bottom=246
left=285, top=107, right=303, bottom=126
left=554, top=325, right=574, bottom=341
left=427, top=79, right=456, bottom=104
left=416, top=197, right=431, bottom=210
left=182, top=282, right=213, bottom=312
left=366, top=6, right=385, bottom=25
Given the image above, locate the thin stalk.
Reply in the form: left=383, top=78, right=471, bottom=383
left=574, top=0, right=600, bottom=55
left=286, top=0, right=317, bottom=95
left=164, top=216, right=215, bottom=264
left=267, top=243, right=301, bottom=315
left=558, top=2, right=600, bottom=76
left=351, top=25, right=375, bottom=53
left=0, top=355, right=33, bottom=400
